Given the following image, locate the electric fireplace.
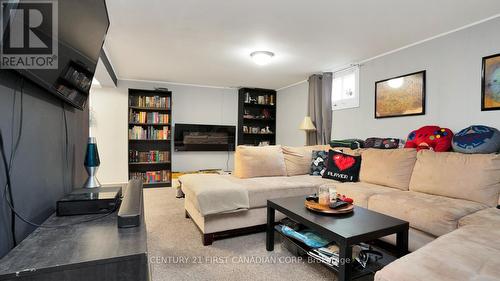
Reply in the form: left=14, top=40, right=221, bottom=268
left=174, top=124, right=236, bottom=151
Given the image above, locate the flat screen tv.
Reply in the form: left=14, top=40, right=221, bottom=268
left=174, top=124, right=236, bottom=152
left=1, top=0, right=109, bottom=110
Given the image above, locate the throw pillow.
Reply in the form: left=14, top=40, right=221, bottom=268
left=310, top=150, right=328, bottom=176
left=322, top=150, right=361, bottom=182
left=330, top=139, right=364, bottom=149
left=364, top=137, right=403, bottom=149
left=452, top=125, right=500, bottom=154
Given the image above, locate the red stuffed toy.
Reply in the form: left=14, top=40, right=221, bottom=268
left=404, top=126, right=454, bottom=152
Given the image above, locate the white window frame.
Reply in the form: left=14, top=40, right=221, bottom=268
left=331, top=66, right=360, bottom=110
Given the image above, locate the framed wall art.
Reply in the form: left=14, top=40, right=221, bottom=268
left=375, top=71, right=426, bottom=118
left=481, top=53, right=500, bottom=111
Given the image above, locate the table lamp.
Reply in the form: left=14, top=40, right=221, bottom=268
left=299, top=116, right=316, bottom=145
left=83, top=137, right=101, bottom=188
left=299, top=116, right=316, bottom=131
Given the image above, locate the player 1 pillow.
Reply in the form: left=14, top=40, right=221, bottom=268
left=322, top=150, right=361, bottom=182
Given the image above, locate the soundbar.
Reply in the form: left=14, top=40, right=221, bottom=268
left=118, top=179, right=143, bottom=228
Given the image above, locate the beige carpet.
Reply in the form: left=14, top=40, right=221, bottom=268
left=143, top=188, right=338, bottom=281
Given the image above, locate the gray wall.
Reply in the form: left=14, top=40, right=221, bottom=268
left=276, top=81, right=308, bottom=146
left=277, top=17, right=500, bottom=142
left=0, top=70, right=88, bottom=258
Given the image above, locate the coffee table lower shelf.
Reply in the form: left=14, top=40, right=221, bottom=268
left=275, top=228, right=396, bottom=280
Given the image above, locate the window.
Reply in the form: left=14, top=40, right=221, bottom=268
left=331, top=66, right=359, bottom=110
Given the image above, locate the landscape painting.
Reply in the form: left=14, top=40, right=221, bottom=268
left=375, top=71, right=426, bottom=118
left=482, top=53, right=500, bottom=111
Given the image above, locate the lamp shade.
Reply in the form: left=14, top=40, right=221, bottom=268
left=299, top=116, right=316, bottom=131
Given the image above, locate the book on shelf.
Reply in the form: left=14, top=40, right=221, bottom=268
left=129, top=109, right=170, bottom=124
left=129, top=150, right=170, bottom=163
left=129, top=170, right=170, bottom=184
left=128, top=126, right=170, bottom=140
left=129, top=95, right=171, bottom=109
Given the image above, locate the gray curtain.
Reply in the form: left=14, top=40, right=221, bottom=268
left=307, top=73, right=332, bottom=145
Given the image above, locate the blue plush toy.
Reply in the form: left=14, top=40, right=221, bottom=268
left=452, top=125, right=500, bottom=154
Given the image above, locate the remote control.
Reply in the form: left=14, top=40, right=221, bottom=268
left=329, top=200, right=348, bottom=209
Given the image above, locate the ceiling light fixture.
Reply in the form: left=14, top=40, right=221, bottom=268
left=250, top=51, right=274, bottom=66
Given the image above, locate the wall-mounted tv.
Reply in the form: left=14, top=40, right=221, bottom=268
left=1, top=0, right=109, bottom=110
left=174, top=124, right=236, bottom=152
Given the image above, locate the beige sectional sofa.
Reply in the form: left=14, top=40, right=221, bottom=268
left=179, top=145, right=500, bottom=280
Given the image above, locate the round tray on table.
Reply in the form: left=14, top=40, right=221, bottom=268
left=304, top=200, right=354, bottom=215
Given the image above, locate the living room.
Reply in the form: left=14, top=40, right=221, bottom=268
left=0, top=1, right=500, bottom=281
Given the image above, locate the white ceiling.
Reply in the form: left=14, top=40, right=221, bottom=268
left=104, top=0, right=500, bottom=90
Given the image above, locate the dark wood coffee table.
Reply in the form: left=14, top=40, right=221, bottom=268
left=266, top=196, right=409, bottom=281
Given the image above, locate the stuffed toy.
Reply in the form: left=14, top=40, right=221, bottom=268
left=404, top=126, right=453, bottom=152
left=452, top=125, right=500, bottom=154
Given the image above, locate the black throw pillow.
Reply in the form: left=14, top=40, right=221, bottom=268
left=310, top=150, right=328, bottom=176
left=364, top=137, right=402, bottom=149
left=322, top=150, right=361, bottom=182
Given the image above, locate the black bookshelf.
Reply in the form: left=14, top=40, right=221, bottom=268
left=237, top=88, right=276, bottom=146
left=128, top=88, right=172, bottom=188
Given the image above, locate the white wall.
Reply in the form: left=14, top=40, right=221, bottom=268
left=90, top=80, right=237, bottom=184
left=276, top=81, right=308, bottom=146
left=278, top=17, right=500, bottom=142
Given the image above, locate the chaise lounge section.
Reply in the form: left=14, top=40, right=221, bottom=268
left=181, top=145, right=336, bottom=244
left=182, top=173, right=333, bottom=245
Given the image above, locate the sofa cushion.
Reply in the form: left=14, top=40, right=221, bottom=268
left=240, top=175, right=334, bottom=208
left=409, top=150, right=500, bottom=207
left=375, top=225, right=500, bottom=281
left=458, top=207, right=500, bottom=228
left=180, top=174, right=250, bottom=215
left=368, top=191, right=487, bottom=237
left=320, top=182, right=398, bottom=208
left=282, top=145, right=330, bottom=176
left=360, top=148, right=417, bottom=190
left=379, top=227, right=436, bottom=252
left=234, top=145, right=287, bottom=178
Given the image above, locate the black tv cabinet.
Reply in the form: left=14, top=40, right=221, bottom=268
left=0, top=185, right=149, bottom=281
